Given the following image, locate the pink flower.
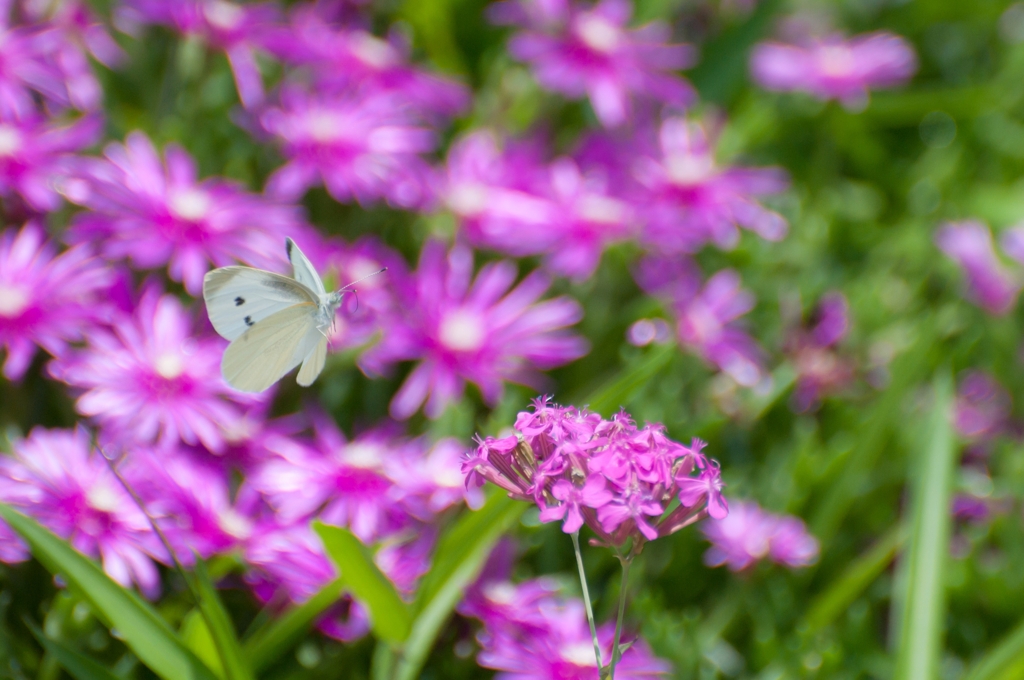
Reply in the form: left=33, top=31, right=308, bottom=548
left=65, top=131, right=303, bottom=295
left=491, top=0, right=695, bottom=127
left=462, top=575, right=671, bottom=678
left=785, top=292, right=855, bottom=412
left=0, top=18, right=86, bottom=116
left=936, top=221, right=1021, bottom=315
left=701, top=500, right=818, bottom=571
left=675, top=269, right=765, bottom=387
left=367, top=243, right=588, bottom=420
left=118, top=0, right=280, bottom=108
left=0, top=112, right=100, bottom=212
left=122, top=447, right=252, bottom=561
left=260, top=86, right=436, bottom=209
left=49, top=287, right=258, bottom=453
left=751, top=32, right=917, bottom=109
left=0, top=223, right=113, bottom=380
left=466, top=399, right=724, bottom=548
left=0, top=427, right=165, bottom=596
left=953, top=371, right=1010, bottom=441
left=635, top=118, right=788, bottom=253
left=265, top=8, right=469, bottom=117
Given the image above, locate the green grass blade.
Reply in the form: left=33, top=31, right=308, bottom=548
left=963, top=618, right=1024, bottom=680
left=181, top=609, right=224, bottom=679
left=394, top=492, right=524, bottom=680
left=25, top=619, right=120, bottom=680
left=893, top=372, right=956, bottom=680
left=579, top=343, right=675, bottom=416
left=0, top=504, right=218, bottom=680
left=192, top=557, right=254, bottom=680
left=312, top=522, right=412, bottom=645
left=803, top=525, right=906, bottom=633
left=241, top=578, right=345, bottom=674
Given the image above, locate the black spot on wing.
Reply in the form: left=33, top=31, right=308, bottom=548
left=235, top=296, right=245, bottom=306
left=244, top=316, right=254, bottom=327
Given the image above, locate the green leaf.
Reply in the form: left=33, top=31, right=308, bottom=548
left=181, top=610, right=224, bottom=679
left=0, top=504, right=218, bottom=680
left=580, top=343, right=675, bottom=416
left=963, top=618, right=1024, bottom=680
left=312, top=522, right=412, bottom=645
left=25, top=619, right=119, bottom=680
left=893, top=372, right=957, bottom=680
left=191, top=557, right=254, bottom=680
left=392, top=491, right=524, bottom=680
left=241, top=578, right=345, bottom=674
left=803, top=525, right=906, bottom=633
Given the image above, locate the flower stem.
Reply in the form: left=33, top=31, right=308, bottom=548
left=571, top=530, right=603, bottom=669
left=608, top=555, right=633, bottom=679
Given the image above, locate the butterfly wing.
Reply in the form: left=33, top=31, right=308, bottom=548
left=296, top=335, right=328, bottom=386
left=204, top=266, right=317, bottom=341
left=221, top=302, right=322, bottom=392
left=286, top=238, right=327, bottom=297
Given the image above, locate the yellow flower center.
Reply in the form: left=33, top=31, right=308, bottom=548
left=0, top=284, right=29, bottom=318
left=438, top=309, right=486, bottom=352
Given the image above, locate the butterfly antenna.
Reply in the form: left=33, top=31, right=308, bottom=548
left=337, top=267, right=387, bottom=294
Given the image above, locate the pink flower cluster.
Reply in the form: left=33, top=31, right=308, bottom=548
left=465, top=398, right=727, bottom=548
left=784, top=292, right=854, bottom=412
left=936, top=220, right=1024, bottom=316
left=701, top=500, right=819, bottom=572
left=459, top=557, right=671, bottom=678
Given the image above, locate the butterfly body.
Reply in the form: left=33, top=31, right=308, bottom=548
left=203, top=238, right=342, bottom=392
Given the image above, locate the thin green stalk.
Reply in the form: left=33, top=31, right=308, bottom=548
left=607, top=556, right=633, bottom=679
left=571, top=531, right=602, bottom=669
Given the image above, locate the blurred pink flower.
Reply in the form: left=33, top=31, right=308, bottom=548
left=936, top=221, right=1021, bottom=315
left=701, top=500, right=818, bottom=571
left=118, top=0, right=280, bottom=108
left=675, top=269, right=766, bottom=387
left=261, top=86, right=436, bottom=209
left=461, top=574, right=671, bottom=678
left=50, top=288, right=258, bottom=453
left=635, top=118, right=788, bottom=253
left=953, top=370, right=1010, bottom=441
left=491, top=0, right=694, bottom=127
left=265, top=8, right=469, bottom=117
left=0, top=16, right=90, bottom=116
left=366, top=242, right=588, bottom=420
left=0, top=427, right=165, bottom=596
left=0, top=112, right=100, bottom=212
left=65, top=131, right=303, bottom=295
left=786, top=292, right=855, bottom=411
left=751, top=32, right=917, bottom=109
left=0, top=223, right=113, bottom=380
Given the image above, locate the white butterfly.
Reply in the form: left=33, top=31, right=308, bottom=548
left=203, top=238, right=381, bottom=393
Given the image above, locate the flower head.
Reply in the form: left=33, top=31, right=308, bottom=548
left=674, top=269, right=765, bottom=387
left=50, top=287, right=259, bottom=453
left=635, top=118, right=788, bottom=253
left=953, top=371, right=1010, bottom=441
left=0, top=18, right=90, bottom=116
left=491, top=0, right=695, bottom=127
left=465, top=398, right=725, bottom=549
left=65, top=131, right=304, bottom=295
left=701, top=500, right=818, bottom=571
left=0, top=223, right=113, bottom=380
left=461, top=574, right=671, bottom=678
left=0, top=427, right=165, bottom=595
left=785, top=292, right=855, bottom=411
left=260, top=86, right=436, bottom=209
left=751, top=32, right=917, bottom=109
left=367, top=243, right=588, bottom=420
left=0, top=112, right=100, bottom=212
left=936, top=221, right=1020, bottom=315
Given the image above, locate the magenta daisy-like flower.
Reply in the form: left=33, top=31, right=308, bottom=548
left=462, top=574, right=671, bottom=678
left=785, top=292, right=855, bottom=412
left=260, top=85, right=436, bottom=209
left=64, top=131, right=303, bottom=295
left=636, top=118, right=788, bottom=253
left=0, top=222, right=113, bottom=380
left=490, top=0, right=695, bottom=127
left=953, top=371, right=1010, bottom=441
left=0, top=18, right=78, bottom=116
left=0, top=112, right=100, bottom=212
left=118, top=0, right=280, bottom=108
left=701, top=500, right=819, bottom=571
left=266, top=8, right=469, bottom=117
left=49, top=287, right=258, bottom=453
left=936, top=221, right=1021, bottom=316
left=751, top=32, right=917, bottom=109
left=366, top=242, right=588, bottom=420
left=0, top=427, right=165, bottom=596
left=465, top=398, right=727, bottom=549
